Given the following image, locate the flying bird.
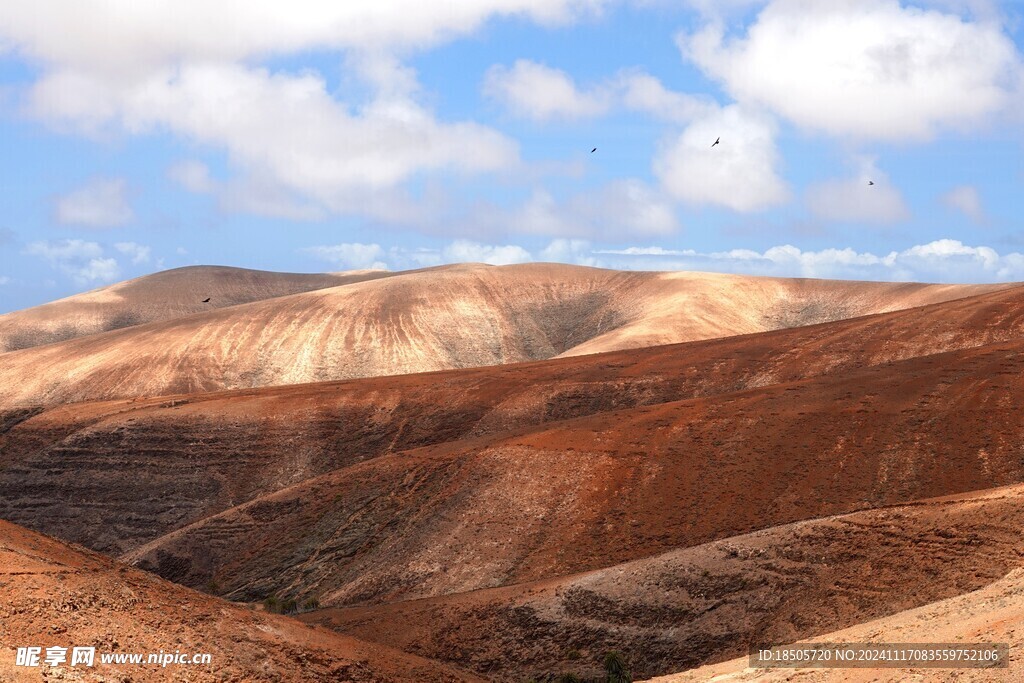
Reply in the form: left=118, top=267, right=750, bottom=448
left=868, top=180, right=875, bottom=186
left=591, top=147, right=597, bottom=153
left=201, top=297, right=211, bottom=303
left=711, top=137, right=720, bottom=147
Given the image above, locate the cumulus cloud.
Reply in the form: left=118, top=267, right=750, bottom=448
left=0, top=2, right=628, bottom=222
left=653, top=104, right=788, bottom=211
left=25, top=239, right=121, bottom=284
left=805, top=158, right=910, bottom=224
left=441, top=240, right=534, bottom=265
left=30, top=64, right=518, bottom=218
left=680, top=0, right=1021, bottom=140
left=300, top=243, right=389, bottom=270
left=483, top=60, right=610, bottom=121
left=470, top=179, right=679, bottom=239
left=113, top=241, right=151, bottom=264
left=595, top=238, right=1024, bottom=282
left=305, top=236, right=1024, bottom=283
left=0, top=2, right=607, bottom=70
left=483, top=61, right=717, bottom=124
left=54, top=177, right=134, bottom=227
left=168, top=160, right=216, bottom=194
left=942, top=184, right=986, bottom=223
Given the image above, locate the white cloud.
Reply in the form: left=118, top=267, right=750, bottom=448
left=301, top=243, right=389, bottom=270
left=680, top=0, right=1021, bottom=140
left=805, top=158, right=910, bottom=224
left=538, top=238, right=599, bottom=266
left=942, top=184, right=986, bottom=223
left=483, top=62, right=717, bottom=124
left=29, top=64, right=518, bottom=219
left=25, top=239, right=122, bottom=284
left=0, top=276, right=9, bottom=285
left=113, top=241, right=151, bottom=264
left=441, top=240, right=533, bottom=265
left=1, top=2, right=628, bottom=223
left=653, top=104, right=788, bottom=211
left=595, top=238, right=1024, bottom=282
left=0, top=2, right=608, bottom=70
left=54, top=177, right=134, bottom=227
left=168, top=160, right=216, bottom=194
left=483, top=60, right=610, bottom=121
left=470, top=179, right=679, bottom=239
left=615, top=70, right=718, bottom=123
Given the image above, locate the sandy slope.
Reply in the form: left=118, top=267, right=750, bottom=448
left=0, top=265, right=385, bottom=353
left=302, top=484, right=1024, bottom=681
left=0, top=263, right=1004, bottom=407
left=0, top=519, right=481, bottom=682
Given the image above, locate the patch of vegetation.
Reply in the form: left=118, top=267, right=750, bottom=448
left=603, top=651, right=631, bottom=683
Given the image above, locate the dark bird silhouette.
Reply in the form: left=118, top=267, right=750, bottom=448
left=591, top=147, right=597, bottom=153
left=201, top=297, right=211, bottom=303
left=868, top=180, right=875, bottom=186
left=711, top=137, right=720, bottom=147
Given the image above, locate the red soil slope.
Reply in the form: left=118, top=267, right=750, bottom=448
left=302, top=484, right=1024, bottom=681
left=2, top=284, right=1024, bottom=558
left=120, top=330, right=1024, bottom=615
left=0, top=519, right=481, bottom=683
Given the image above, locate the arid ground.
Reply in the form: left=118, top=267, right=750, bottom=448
left=1, top=263, right=1021, bottom=681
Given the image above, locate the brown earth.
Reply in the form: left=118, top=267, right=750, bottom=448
left=300, top=484, right=1024, bottom=681
left=0, top=265, right=384, bottom=353
left=0, top=263, right=1003, bottom=408
left=3, top=268, right=1024, bottom=682
left=650, top=563, right=1024, bottom=682
left=3, top=283, right=1024, bottom=559
left=118, top=331, right=1024, bottom=614
left=0, top=519, right=482, bottom=682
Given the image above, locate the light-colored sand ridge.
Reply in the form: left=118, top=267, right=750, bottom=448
left=0, top=262, right=1005, bottom=407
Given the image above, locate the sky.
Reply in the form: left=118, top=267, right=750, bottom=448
left=2, top=0, right=1024, bottom=313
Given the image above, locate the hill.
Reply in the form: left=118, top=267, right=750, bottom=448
left=0, top=263, right=1004, bottom=407
left=0, top=265, right=390, bottom=352
left=0, top=518, right=481, bottom=682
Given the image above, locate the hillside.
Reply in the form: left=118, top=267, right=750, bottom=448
left=0, top=518, right=481, bottom=683
left=0, top=265, right=390, bottom=352
left=0, top=263, right=1004, bottom=408
left=3, top=284, right=1024, bottom=558
left=302, top=484, right=1024, bottom=680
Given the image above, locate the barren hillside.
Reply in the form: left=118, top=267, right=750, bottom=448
left=4, top=284, right=1024, bottom=557
left=119, top=333, right=1024, bottom=613
left=0, top=265, right=387, bottom=352
left=0, top=263, right=1004, bottom=408
left=0, top=519, right=481, bottom=683
left=303, top=484, right=1024, bottom=681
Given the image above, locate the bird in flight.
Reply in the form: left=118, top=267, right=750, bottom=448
left=201, top=297, right=211, bottom=303
left=868, top=180, right=875, bottom=186
left=591, top=147, right=597, bottom=153
left=711, top=137, right=720, bottom=148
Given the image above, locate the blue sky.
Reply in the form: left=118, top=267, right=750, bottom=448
left=2, top=0, right=1024, bottom=313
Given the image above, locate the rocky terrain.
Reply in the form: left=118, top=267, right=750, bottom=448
left=304, top=484, right=1024, bottom=680
left=0, top=519, right=480, bottom=682
left=3, top=264, right=1024, bottom=682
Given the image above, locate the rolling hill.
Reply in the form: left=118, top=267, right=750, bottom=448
left=0, top=263, right=1004, bottom=408
left=0, top=265, right=387, bottom=352
left=0, top=518, right=481, bottom=683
